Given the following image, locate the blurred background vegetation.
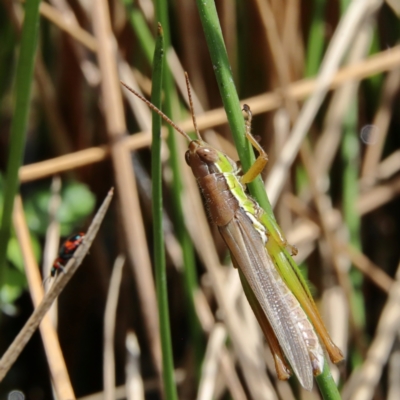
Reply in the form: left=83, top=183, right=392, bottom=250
left=1, top=0, right=400, bottom=399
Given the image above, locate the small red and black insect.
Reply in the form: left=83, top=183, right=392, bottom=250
left=51, top=232, right=85, bottom=277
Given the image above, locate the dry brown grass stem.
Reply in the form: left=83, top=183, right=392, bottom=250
left=388, top=351, right=400, bottom=400
left=285, top=194, right=394, bottom=293
left=20, top=46, right=400, bottom=175
left=125, top=332, right=145, bottom=400
left=322, top=287, right=348, bottom=383
left=356, top=175, right=400, bottom=215
left=18, top=46, right=400, bottom=184
left=92, top=0, right=162, bottom=378
left=300, top=144, right=355, bottom=309
left=266, top=0, right=383, bottom=206
left=12, top=196, right=74, bottom=399
left=378, top=150, right=400, bottom=181
left=197, top=323, right=227, bottom=400
left=288, top=214, right=394, bottom=294
left=344, top=245, right=393, bottom=293
left=0, top=189, right=114, bottom=383
left=42, top=177, right=62, bottom=326
left=315, top=26, right=371, bottom=177
left=103, top=255, right=125, bottom=400
left=20, top=144, right=110, bottom=182
left=193, top=290, right=247, bottom=400
left=252, top=0, right=297, bottom=117
left=38, top=0, right=209, bottom=137
left=40, top=2, right=98, bottom=52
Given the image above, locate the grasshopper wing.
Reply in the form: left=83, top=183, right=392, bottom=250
left=220, top=208, right=324, bottom=390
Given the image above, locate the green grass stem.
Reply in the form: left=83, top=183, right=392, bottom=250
left=0, top=0, right=41, bottom=286
left=341, top=105, right=365, bottom=371
left=194, top=0, right=275, bottom=221
left=305, top=0, right=326, bottom=78
left=315, top=361, right=342, bottom=400
left=153, top=0, right=203, bottom=372
left=123, top=0, right=203, bottom=373
left=195, top=1, right=341, bottom=397
left=151, top=24, right=178, bottom=400
left=123, top=0, right=155, bottom=65
left=339, top=0, right=366, bottom=370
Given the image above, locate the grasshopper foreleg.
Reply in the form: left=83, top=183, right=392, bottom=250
left=240, top=105, right=297, bottom=256
left=240, top=104, right=269, bottom=185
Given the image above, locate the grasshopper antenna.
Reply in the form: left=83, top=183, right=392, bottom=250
left=120, top=81, right=192, bottom=142
left=184, top=72, right=203, bottom=140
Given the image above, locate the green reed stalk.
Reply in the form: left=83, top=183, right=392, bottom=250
left=151, top=24, right=178, bottom=400
left=0, top=0, right=41, bottom=285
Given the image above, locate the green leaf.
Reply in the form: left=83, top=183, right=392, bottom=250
left=0, top=266, right=27, bottom=305
left=24, top=181, right=95, bottom=236
left=7, top=235, right=40, bottom=272
left=57, top=182, right=95, bottom=228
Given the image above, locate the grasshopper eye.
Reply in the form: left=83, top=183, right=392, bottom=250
left=197, top=147, right=219, bottom=163
left=185, top=151, right=191, bottom=166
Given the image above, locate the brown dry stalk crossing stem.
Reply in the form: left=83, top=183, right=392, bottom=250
left=18, top=45, right=400, bottom=183
left=40, top=2, right=98, bottom=52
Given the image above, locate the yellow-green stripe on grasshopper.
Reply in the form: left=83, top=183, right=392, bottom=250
left=121, top=75, right=343, bottom=391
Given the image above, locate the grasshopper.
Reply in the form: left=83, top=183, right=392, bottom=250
left=121, top=75, right=343, bottom=390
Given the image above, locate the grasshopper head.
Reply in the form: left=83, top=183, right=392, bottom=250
left=185, top=140, right=238, bottom=178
